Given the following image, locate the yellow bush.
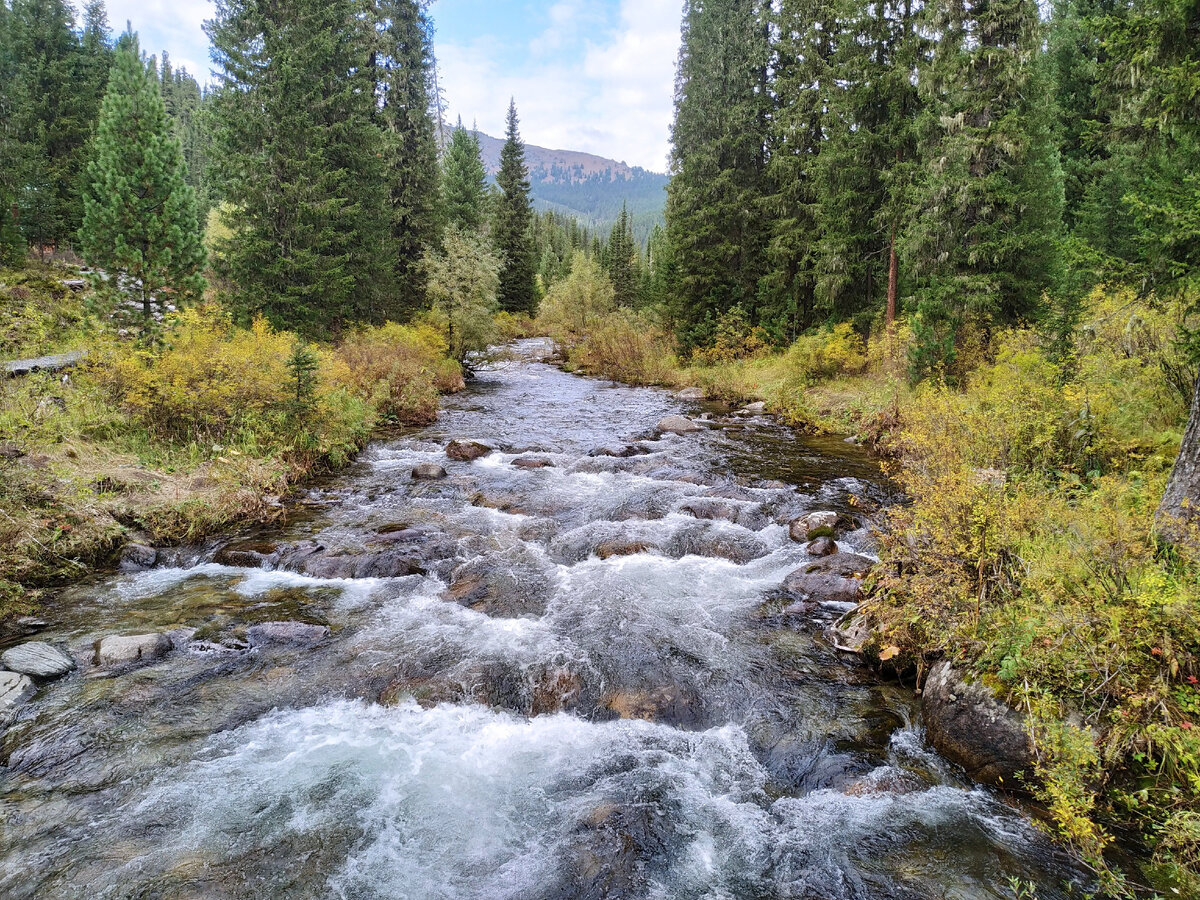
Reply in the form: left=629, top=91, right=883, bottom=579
left=690, top=306, right=774, bottom=366
left=327, top=321, right=452, bottom=425
left=569, top=310, right=677, bottom=385
left=779, top=322, right=867, bottom=387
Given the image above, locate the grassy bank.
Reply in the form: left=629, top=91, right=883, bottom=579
left=539, top=289, right=1200, bottom=894
left=0, top=264, right=464, bottom=620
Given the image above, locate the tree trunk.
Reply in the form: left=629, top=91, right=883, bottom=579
left=886, top=227, right=898, bottom=329
left=1157, top=371, right=1200, bottom=547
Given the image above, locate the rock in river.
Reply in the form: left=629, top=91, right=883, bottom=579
left=93, top=633, right=171, bottom=667
left=805, top=536, right=838, bottom=557
left=782, top=552, right=875, bottom=606
left=118, top=543, right=157, bottom=571
left=922, top=660, right=1038, bottom=789
left=412, top=463, right=448, bottom=480
left=789, top=510, right=838, bottom=541
left=1, top=642, right=76, bottom=680
left=445, top=440, right=492, bottom=462
left=247, top=621, right=330, bottom=647
left=656, top=415, right=703, bottom=435
left=0, top=670, right=36, bottom=723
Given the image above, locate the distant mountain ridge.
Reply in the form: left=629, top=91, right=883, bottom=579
left=448, top=128, right=669, bottom=245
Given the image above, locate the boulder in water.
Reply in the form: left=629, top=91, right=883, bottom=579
left=675, top=387, right=706, bottom=400
left=213, top=539, right=281, bottom=567
left=411, top=463, right=448, bottom=480
left=922, top=661, right=1037, bottom=789
left=1, top=642, right=76, bottom=680
left=806, top=536, right=838, bottom=557
left=445, top=440, right=492, bottom=462
left=789, top=511, right=838, bottom=541
left=782, top=552, right=874, bottom=605
left=118, top=543, right=157, bottom=571
left=511, top=457, right=554, bottom=469
left=93, top=632, right=171, bottom=667
left=0, top=670, right=36, bottom=723
left=656, top=415, right=702, bottom=435
left=595, top=540, right=654, bottom=560
left=247, top=621, right=330, bottom=647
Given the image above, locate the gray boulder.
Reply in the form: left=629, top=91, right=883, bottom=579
left=922, top=660, right=1037, bottom=789
left=119, top=543, right=157, bottom=571
left=93, top=633, right=171, bottom=667
left=782, top=552, right=874, bottom=606
left=247, top=621, right=330, bottom=647
left=1, top=642, right=76, bottom=680
left=0, top=671, right=36, bottom=723
left=656, top=415, right=703, bottom=435
left=789, top=511, right=838, bottom=541
left=412, top=463, right=448, bottom=480
left=445, top=440, right=492, bottom=462
left=806, top=536, right=838, bottom=557
left=675, top=387, right=706, bottom=400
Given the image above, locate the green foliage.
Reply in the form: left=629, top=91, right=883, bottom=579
left=80, top=36, right=206, bottom=316
left=422, top=225, right=501, bottom=364
left=442, top=121, right=489, bottom=233
left=494, top=99, right=537, bottom=315
left=568, top=309, right=676, bottom=386
left=536, top=251, right=615, bottom=349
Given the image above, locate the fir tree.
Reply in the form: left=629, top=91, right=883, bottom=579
left=80, top=35, right=206, bottom=317
left=493, top=99, right=537, bottom=315
left=377, top=0, right=442, bottom=320
left=606, top=202, right=638, bottom=308
left=666, top=0, right=772, bottom=351
left=207, top=0, right=391, bottom=334
left=0, top=0, right=24, bottom=265
left=442, top=119, right=488, bottom=232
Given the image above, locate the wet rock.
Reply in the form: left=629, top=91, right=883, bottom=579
left=600, top=685, right=702, bottom=728
left=922, top=661, right=1037, bottom=789
left=289, top=548, right=426, bottom=579
left=655, top=415, right=703, bottom=434
left=595, top=540, right=654, bottom=559
left=246, top=621, right=330, bottom=648
left=675, top=386, right=705, bottom=400
left=789, top=510, right=838, bottom=541
left=828, top=609, right=874, bottom=653
left=0, top=670, right=36, bottom=723
left=782, top=553, right=873, bottom=606
left=443, top=547, right=554, bottom=617
left=588, top=444, right=651, bottom=458
left=529, top=667, right=584, bottom=715
left=667, top=525, right=770, bottom=564
left=15, top=616, right=48, bottom=634
left=411, top=462, right=448, bottom=480
left=93, top=632, right=171, bottom=667
left=563, top=802, right=663, bottom=899
left=806, top=551, right=875, bottom=578
left=806, top=536, right=838, bottom=557
left=213, top=539, right=281, bottom=568
left=445, top=440, right=492, bottom=462
left=1, top=642, right=76, bottom=680
left=511, top=457, right=554, bottom=469
left=166, top=628, right=198, bottom=651
left=679, top=498, right=769, bottom=531
left=118, top=542, right=157, bottom=571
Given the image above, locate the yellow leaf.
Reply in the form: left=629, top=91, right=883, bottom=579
left=879, top=645, right=900, bottom=661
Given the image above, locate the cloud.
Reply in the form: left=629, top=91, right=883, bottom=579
left=437, top=0, right=681, bottom=171
left=104, top=0, right=215, bottom=79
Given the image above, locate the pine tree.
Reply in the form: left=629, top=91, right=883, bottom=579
left=902, top=0, right=1065, bottom=375
left=0, top=0, right=25, bottom=265
left=442, top=119, right=488, bottom=232
left=493, top=99, right=537, bottom=314
left=207, top=0, right=391, bottom=334
left=80, top=35, right=206, bottom=317
left=666, top=0, right=772, bottom=351
left=606, top=202, right=638, bottom=307
left=377, top=0, right=442, bottom=320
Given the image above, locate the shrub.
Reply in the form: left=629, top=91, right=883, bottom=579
left=569, top=310, right=676, bottom=385
left=690, top=305, right=774, bottom=366
left=327, top=321, right=451, bottom=425
left=536, top=251, right=615, bottom=350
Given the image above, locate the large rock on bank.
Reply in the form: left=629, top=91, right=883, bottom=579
left=922, top=661, right=1037, bottom=789
left=1, top=642, right=76, bottom=680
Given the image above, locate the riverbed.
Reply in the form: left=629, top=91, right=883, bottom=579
left=0, top=339, right=1087, bottom=899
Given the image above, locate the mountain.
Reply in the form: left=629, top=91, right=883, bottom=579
left=452, top=129, right=670, bottom=246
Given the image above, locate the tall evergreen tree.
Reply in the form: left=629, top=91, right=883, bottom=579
left=80, top=35, right=206, bottom=317
left=0, top=0, right=25, bottom=265
left=206, top=0, right=391, bottom=334
left=377, top=0, right=442, bottom=319
left=441, top=119, right=488, bottom=232
left=666, top=0, right=772, bottom=350
left=902, top=0, right=1065, bottom=374
left=605, top=201, right=638, bottom=307
left=493, top=99, right=537, bottom=315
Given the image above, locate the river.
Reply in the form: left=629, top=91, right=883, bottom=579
left=0, top=340, right=1088, bottom=899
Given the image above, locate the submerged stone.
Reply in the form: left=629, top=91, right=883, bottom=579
left=0, top=670, right=36, bottom=723
left=412, top=463, right=448, bottom=480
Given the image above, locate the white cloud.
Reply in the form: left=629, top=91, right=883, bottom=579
left=438, top=0, right=681, bottom=171
left=104, top=0, right=215, bottom=79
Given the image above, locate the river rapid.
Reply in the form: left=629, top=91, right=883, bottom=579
left=1, top=340, right=1089, bottom=899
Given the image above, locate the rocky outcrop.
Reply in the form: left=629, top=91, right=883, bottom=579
left=789, top=511, right=838, bottom=541
left=922, top=661, right=1037, bottom=789
left=781, top=552, right=874, bottom=606
left=0, top=671, right=36, bottom=723
left=1, top=642, right=76, bottom=680
left=411, top=463, right=448, bottom=480
left=806, top=536, right=837, bottom=557
left=445, top=440, right=492, bottom=462
left=656, top=415, right=703, bottom=435
left=93, top=632, right=171, bottom=667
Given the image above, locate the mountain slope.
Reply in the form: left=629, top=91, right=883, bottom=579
left=454, top=129, right=669, bottom=245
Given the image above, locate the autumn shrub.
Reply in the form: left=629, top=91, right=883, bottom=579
left=494, top=310, right=538, bottom=342
left=689, top=305, right=774, bottom=366
left=568, top=310, right=677, bottom=385
left=536, top=251, right=615, bottom=350
left=326, top=321, right=453, bottom=425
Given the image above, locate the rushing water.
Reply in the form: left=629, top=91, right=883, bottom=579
left=1, top=340, right=1089, bottom=899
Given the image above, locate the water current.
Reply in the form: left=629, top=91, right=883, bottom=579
left=0, top=340, right=1090, bottom=899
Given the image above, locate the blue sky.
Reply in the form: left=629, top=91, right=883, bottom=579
left=99, top=0, right=682, bottom=172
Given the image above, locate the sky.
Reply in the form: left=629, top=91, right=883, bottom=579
left=100, top=0, right=683, bottom=172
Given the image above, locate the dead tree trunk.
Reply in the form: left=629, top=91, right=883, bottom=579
left=1157, top=371, right=1200, bottom=548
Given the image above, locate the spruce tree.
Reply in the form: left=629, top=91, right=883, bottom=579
left=666, top=0, right=772, bottom=350
left=207, top=0, right=391, bottom=334
left=493, top=99, right=537, bottom=315
left=0, top=0, right=24, bottom=265
left=442, top=119, right=488, bottom=232
left=606, top=202, right=638, bottom=308
left=902, top=0, right=1064, bottom=375
left=377, top=0, right=442, bottom=320
left=80, top=35, right=206, bottom=317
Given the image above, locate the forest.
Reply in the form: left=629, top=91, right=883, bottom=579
left=1, top=0, right=1199, bottom=895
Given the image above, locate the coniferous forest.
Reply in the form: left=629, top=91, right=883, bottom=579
left=1, top=0, right=1200, bottom=895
